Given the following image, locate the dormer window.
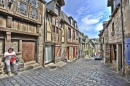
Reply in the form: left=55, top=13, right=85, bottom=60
left=55, top=5, right=60, bottom=15
left=0, top=0, right=5, bottom=7
left=71, top=19, right=73, bottom=26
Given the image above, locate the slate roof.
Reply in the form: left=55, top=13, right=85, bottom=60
left=46, top=1, right=55, bottom=12
left=61, top=11, right=70, bottom=25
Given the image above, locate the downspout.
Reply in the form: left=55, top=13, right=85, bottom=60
left=43, top=2, right=47, bottom=66
left=120, top=0, right=125, bottom=75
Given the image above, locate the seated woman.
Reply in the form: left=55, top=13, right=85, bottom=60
left=4, top=48, right=18, bottom=76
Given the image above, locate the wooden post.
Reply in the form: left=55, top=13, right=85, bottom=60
left=5, top=32, right=11, bottom=51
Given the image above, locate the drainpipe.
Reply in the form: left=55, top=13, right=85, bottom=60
left=120, top=0, right=125, bottom=76
left=43, top=2, right=47, bottom=67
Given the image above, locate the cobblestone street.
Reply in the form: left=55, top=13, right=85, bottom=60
left=0, top=58, right=130, bottom=86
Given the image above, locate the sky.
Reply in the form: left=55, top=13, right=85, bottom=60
left=46, top=0, right=111, bottom=38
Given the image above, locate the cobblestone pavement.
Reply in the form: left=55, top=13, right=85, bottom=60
left=0, top=58, right=130, bottom=86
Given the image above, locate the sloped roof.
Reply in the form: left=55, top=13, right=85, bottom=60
left=46, top=1, right=55, bottom=12
left=91, top=39, right=98, bottom=44
left=61, top=11, right=70, bottom=24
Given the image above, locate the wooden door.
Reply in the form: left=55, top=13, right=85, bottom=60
left=22, top=42, right=35, bottom=62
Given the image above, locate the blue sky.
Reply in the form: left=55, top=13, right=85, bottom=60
left=46, top=0, right=111, bottom=38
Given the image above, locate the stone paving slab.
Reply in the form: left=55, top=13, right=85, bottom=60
left=0, top=58, right=130, bottom=86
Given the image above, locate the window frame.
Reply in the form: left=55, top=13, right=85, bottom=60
left=55, top=4, right=60, bottom=15
left=68, top=27, right=71, bottom=39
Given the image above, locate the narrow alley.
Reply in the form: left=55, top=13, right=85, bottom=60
left=0, top=58, right=130, bottom=86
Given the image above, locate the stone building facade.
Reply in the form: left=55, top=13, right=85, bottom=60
left=99, top=0, right=130, bottom=76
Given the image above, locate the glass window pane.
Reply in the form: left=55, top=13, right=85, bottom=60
left=52, top=26, right=55, bottom=32
left=56, top=19, right=58, bottom=27
left=56, top=27, right=59, bottom=34
left=68, top=28, right=71, bottom=39
left=17, top=2, right=27, bottom=16
left=30, top=8, right=38, bottom=19
left=52, top=17, right=55, bottom=25
left=30, top=0, right=38, bottom=8
left=0, top=0, right=6, bottom=7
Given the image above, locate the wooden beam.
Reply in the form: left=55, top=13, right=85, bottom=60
left=0, top=27, right=39, bottom=36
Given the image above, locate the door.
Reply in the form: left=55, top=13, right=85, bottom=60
left=45, top=45, right=54, bottom=63
left=22, top=42, right=35, bottom=62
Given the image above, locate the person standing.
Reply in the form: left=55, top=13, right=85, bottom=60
left=4, top=48, right=18, bottom=76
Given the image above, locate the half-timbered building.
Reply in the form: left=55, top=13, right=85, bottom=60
left=0, top=0, right=46, bottom=75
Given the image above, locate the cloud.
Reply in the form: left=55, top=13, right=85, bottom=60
left=95, top=23, right=103, bottom=31
left=79, top=11, right=104, bottom=31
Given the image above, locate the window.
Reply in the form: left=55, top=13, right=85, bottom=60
left=52, top=25, right=55, bottom=32
left=47, top=14, right=52, bottom=22
left=30, top=0, right=38, bottom=8
left=111, top=22, right=115, bottom=36
left=55, top=5, right=60, bottom=15
left=73, top=30, right=75, bottom=39
left=30, top=8, right=38, bottom=19
left=112, top=22, right=114, bottom=31
left=56, top=27, right=59, bottom=34
left=59, top=22, right=63, bottom=28
left=68, top=28, right=71, bottom=39
left=52, top=17, right=55, bottom=25
left=17, top=2, right=27, bottom=16
left=0, top=0, right=5, bottom=7
left=56, top=19, right=58, bottom=27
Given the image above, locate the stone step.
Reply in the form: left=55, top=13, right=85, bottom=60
left=24, top=61, right=36, bottom=66
left=18, top=62, right=40, bottom=72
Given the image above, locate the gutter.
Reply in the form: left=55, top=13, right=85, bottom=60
left=43, top=2, right=47, bottom=66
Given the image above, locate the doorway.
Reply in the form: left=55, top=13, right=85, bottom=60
left=45, top=45, right=54, bottom=64
left=22, top=42, right=36, bottom=62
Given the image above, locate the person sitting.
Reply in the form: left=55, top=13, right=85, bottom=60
left=4, top=48, right=18, bottom=76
